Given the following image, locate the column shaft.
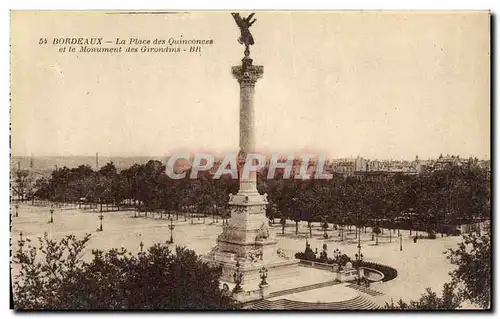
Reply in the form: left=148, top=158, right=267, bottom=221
left=231, top=62, right=263, bottom=195
left=239, top=83, right=257, bottom=193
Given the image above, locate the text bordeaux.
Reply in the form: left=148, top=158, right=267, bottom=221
left=53, top=37, right=103, bottom=45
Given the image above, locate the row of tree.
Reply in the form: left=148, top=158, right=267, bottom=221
left=21, top=160, right=490, bottom=234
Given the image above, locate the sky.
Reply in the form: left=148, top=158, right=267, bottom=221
left=10, top=11, right=490, bottom=160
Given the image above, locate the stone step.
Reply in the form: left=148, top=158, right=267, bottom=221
left=245, top=295, right=380, bottom=310
left=346, top=283, right=384, bottom=296
left=268, top=280, right=338, bottom=298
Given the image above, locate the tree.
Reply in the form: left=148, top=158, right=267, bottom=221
left=321, top=220, right=329, bottom=239
left=385, top=231, right=491, bottom=310
left=12, top=169, right=34, bottom=201
left=279, top=217, right=286, bottom=235
left=384, top=282, right=461, bottom=310
left=373, top=224, right=381, bottom=245
left=13, top=234, right=236, bottom=309
left=33, top=177, right=50, bottom=200
left=446, top=231, right=491, bottom=308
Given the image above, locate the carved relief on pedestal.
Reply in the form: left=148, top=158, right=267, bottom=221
left=246, top=247, right=263, bottom=263
left=276, top=248, right=290, bottom=260
left=232, top=205, right=246, bottom=214
left=217, top=226, right=242, bottom=242
left=218, top=224, right=258, bottom=243
left=255, top=221, right=270, bottom=241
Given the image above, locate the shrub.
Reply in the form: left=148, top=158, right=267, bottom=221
left=333, top=254, right=352, bottom=267
left=12, top=234, right=236, bottom=309
left=295, top=240, right=316, bottom=262
left=294, top=252, right=305, bottom=260
left=319, top=251, right=328, bottom=263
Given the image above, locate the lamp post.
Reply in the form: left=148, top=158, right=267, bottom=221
left=358, top=228, right=362, bottom=252
left=49, top=207, right=54, bottom=223
left=357, top=212, right=361, bottom=241
left=168, top=219, right=175, bottom=243
left=355, top=230, right=363, bottom=285
left=355, top=250, right=364, bottom=285
left=399, top=233, right=403, bottom=251
left=19, top=231, right=24, bottom=253
left=259, top=266, right=268, bottom=288
left=333, top=248, right=342, bottom=271
left=98, top=211, right=103, bottom=231
left=213, top=204, right=217, bottom=223
left=233, top=261, right=243, bottom=293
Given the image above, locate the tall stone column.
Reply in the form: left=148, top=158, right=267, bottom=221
left=225, top=58, right=268, bottom=244
left=203, top=57, right=299, bottom=295
left=232, top=58, right=263, bottom=195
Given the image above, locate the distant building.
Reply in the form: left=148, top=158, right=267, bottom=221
left=328, top=158, right=356, bottom=177
left=422, top=154, right=485, bottom=172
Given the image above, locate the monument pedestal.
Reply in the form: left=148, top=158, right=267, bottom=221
left=204, top=191, right=299, bottom=293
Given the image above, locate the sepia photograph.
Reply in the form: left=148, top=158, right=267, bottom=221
left=9, top=10, right=491, bottom=310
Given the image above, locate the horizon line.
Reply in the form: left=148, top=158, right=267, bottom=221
left=10, top=153, right=491, bottom=162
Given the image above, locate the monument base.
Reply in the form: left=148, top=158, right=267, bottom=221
left=203, top=190, right=300, bottom=299
left=204, top=254, right=300, bottom=291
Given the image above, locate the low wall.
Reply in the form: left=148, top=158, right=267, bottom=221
left=233, top=285, right=269, bottom=303
left=337, top=269, right=362, bottom=282
left=298, top=259, right=338, bottom=272
left=296, top=259, right=387, bottom=283
left=297, top=259, right=367, bottom=282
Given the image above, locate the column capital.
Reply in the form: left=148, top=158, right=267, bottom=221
left=232, top=60, right=264, bottom=87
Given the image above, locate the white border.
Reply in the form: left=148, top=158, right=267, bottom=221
left=2, top=1, right=497, bottom=319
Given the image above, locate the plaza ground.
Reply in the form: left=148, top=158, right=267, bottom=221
left=11, top=203, right=474, bottom=308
